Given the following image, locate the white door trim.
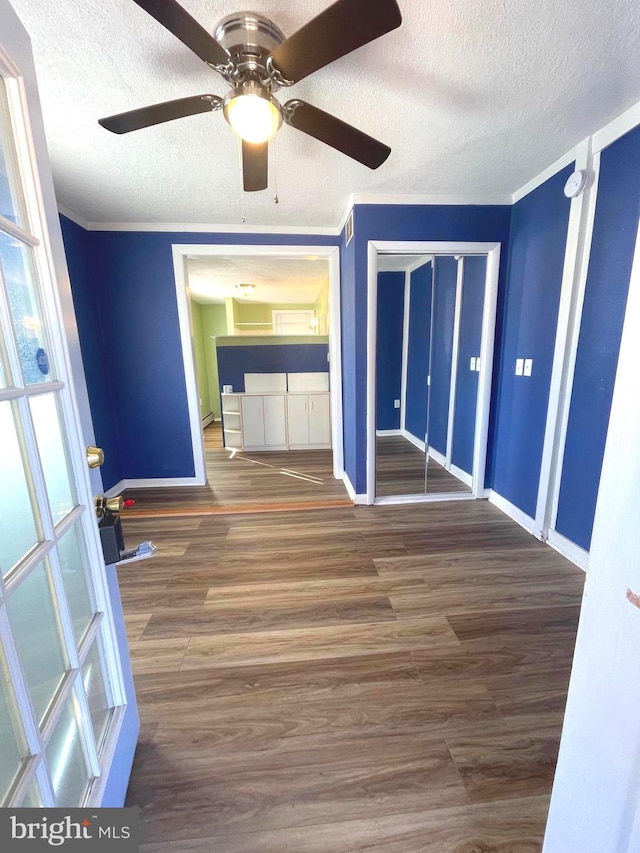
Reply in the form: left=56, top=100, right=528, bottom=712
left=534, top=142, right=601, bottom=542
left=366, top=241, right=501, bottom=504
left=445, top=258, right=464, bottom=468
left=171, top=243, right=344, bottom=484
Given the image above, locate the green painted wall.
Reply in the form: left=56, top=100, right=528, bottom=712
left=191, top=300, right=210, bottom=418
left=235, top=301, right=318, bottom=333
left=314, top=282, right=329, bottom=335
left=201, top=303, right=228, bottom=419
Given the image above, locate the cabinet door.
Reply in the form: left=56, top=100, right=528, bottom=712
left=309, top=394, right=331, bottom=445
left=263, top=395, right=287, bottom=445
left=286, top=395, right=310, bottom=446
left=241, top=396, right=265, bottom=447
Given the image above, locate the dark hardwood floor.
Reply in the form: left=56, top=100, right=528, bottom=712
left=120, top=499, right=584, bottom=851
left=376, top=435, right=472, bottom=497
left=122, top=423, right=350, bottom=516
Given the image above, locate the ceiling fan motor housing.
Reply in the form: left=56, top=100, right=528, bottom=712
left=213, top=12, right=287, bottom=91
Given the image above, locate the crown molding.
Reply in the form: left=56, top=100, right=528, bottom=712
left=351, top=192, right=513, bottom=206
left=57, top=203, right=90, bottom=230
left=511, top=141, right=586, bottom=204
left=592, top=98, right=640, bottom=155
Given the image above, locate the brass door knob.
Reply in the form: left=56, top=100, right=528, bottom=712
left=86, top=446, right=104, bottom=468
left=94, top=494, right=124, bottom=518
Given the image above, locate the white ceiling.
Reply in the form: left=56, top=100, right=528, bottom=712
left=187, top=254, right=328, bottom=303
left=8, top=0, right=640, bottom=228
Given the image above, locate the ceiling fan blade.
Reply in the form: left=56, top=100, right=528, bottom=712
left=242, top=141, right=268, bottom=192
left=99, top=95, right=222, bottom=134
left=132, top=0, right=231, bottom=66
left=284, top=100, right=390, bottom=169
left=269, top=0, right=401, bottom=84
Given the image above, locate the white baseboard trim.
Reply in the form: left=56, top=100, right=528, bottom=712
left=104, top=479, right=127, bottom=499
left=202, top=412, right=215, bottom=428
left=342, top=473, right=356, bottom=501
left=450, top=463, right=473, bottom=488
left=376, top=429, right=402, bottom=436
left=428, top=446, right=447, bottom=467
left=402, top=429, right=426, bottom=452
left=375, top=492, right=475, bottom=506
left=487, top=489, right=536, bottom=534
left=342, top=473, right=367, bottom=504
left=547, top=529, right=589, bottom=572
left=105, top=476, right=205, bottom=495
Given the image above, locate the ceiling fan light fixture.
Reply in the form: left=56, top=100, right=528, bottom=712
left=223, top=85, right=282, bottom=144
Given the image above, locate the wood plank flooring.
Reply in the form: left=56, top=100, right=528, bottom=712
left=376, top=435, right=471, bottom=496
left=120, top=499, right=584, bottom=851
left=122, top=423, right=349, bottom=515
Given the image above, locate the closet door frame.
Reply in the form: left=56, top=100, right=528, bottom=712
left=366, top=241, right=501, bottom=505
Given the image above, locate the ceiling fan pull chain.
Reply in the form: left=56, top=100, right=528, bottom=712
left=273, top=136, right=279, bottom=205
left=236, top=135, right=246, bottom=222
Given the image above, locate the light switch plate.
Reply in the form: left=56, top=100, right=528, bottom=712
left=476, top=356, right=481, bottom=372
left=524, top=358, right=533, bottom=377
left=470, top=357, right=476, bottom=371
left=394, top=399, right=400, bottom=408
left=515, top=358, right=524, bottom=376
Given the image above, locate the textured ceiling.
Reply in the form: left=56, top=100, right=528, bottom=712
left=8, top=0, right=640, bottom=227
left=187, top=255, right=328, bottom=303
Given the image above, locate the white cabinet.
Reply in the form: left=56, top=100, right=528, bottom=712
left=240, top=394, right=287, bottom=450
left=263, top=395, right=287, bottom=446
left=240, top=396, right=265, bottom=447
left=223, top=391, right=330, bottom=451
left=286, top=395, right=309, bottom=446
left=286, top=393, right=331, bottom=448
left=309, top=394, right=331, bottom=445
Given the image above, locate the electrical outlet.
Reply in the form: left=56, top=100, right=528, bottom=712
left=515, top=358, right=524, bottom=376
left=393, top=399, right=400, bottom=409
left=524, top=358, right=533, bottom=377
left=470, top=357, right=476, bottom=370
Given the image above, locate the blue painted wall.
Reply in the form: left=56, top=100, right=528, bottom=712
left=216, top=343, right=329, bottom=394
left=405, top=263, right=432, bottom=442
left=452, top=256, right=486, bottom=475
left=60, top=217, right=338, bottom=490
left=60, top=218, right=124, bottom=488
left=555, top=125, right=640, bottom=550
left=347, top=204, right=512, bottom=492
left=488, top=166, right=573, bottom=517
left=375, top=272, right=405, bottom=430
left=428, top=257, right=458, bottom=455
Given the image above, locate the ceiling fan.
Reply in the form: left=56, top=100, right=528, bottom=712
left=98, top=0, right=402, bottom=191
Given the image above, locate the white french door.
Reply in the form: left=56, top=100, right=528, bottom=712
left=0, top=27, right=125, bottom=807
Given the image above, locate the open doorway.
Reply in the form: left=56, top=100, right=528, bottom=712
left=169, top=244, right=346, bottom=512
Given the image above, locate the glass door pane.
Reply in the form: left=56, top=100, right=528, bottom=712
left=45, top=694, right=90, bottom=806
left=56, top=522, right=96, bottom=645
left=0, top=77, right=27, bottom=228
left=0, top=400, right=40, bottom=574
left=5, top=562, right=69, bottom=723
left=0, top=231, right=51, bottom=385
left=30, top=393, right=75, bottom=525
left=82, top=638, right=112, bottom=749
left=0, top=663, right=29, bottom=802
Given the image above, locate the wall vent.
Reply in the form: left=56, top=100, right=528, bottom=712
left=345, top=210, right=354, bottom=246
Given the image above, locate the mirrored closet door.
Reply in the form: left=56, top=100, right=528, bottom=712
left=374, top=251, right=492, bottom=501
